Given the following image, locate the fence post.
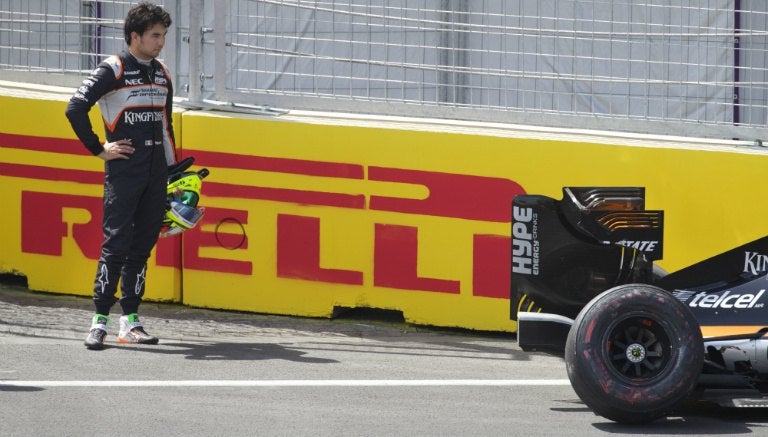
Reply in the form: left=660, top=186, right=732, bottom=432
left=188, top=0, right=204, bottom=104
left=438, top=0, right=469, bottom=105
left=213, top=0, right=227, bottom=99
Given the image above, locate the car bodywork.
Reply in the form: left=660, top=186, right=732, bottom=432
left=511, top=187, right=768, bottom=421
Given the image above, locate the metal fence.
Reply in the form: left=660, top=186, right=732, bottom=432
left=2, top=0, right=768, bottom=140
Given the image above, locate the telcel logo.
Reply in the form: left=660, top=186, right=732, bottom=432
left=688, top=289, right=765, bottom=309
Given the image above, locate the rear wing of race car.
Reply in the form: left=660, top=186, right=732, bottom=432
left=559, top=187, right=664, bottom=261
left=511, top=187, right=664, bottom=353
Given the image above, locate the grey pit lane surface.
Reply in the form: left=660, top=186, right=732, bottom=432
left=1, top=285, right=766, bottom=436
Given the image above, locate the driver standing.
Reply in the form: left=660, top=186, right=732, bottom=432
left=65, top=2, right=176, bottom=350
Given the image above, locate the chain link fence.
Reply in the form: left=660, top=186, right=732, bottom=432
left=2, top=0, right=767, bottom=140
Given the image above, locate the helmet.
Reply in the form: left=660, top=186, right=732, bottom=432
left=160, top=157, right=209, bottom=237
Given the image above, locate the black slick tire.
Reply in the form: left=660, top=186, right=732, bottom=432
left=564, top=283, right=703, bottom=424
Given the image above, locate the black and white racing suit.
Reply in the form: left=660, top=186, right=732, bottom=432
left=65, top=50, right=177, bottom=316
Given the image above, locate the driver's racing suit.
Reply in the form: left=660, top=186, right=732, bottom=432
left=65, top=51, right=177, bottom=315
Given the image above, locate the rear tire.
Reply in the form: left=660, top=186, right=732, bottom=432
left=564, top=284, right=703, bottom=424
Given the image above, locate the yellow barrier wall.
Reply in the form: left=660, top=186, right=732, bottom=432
left=2, top=92, right=768, bottom=332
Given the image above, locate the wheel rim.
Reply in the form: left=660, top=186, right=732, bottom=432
left=605, top=316, right=673, bottom=383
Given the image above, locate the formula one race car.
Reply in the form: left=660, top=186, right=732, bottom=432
left=511, top=187, right=768, bottom=424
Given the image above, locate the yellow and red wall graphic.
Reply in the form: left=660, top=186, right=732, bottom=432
left=175, top=112, right=526, bottom=331
left=3, top=93, right=768, bottom=332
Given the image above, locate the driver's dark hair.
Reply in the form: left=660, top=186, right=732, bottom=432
left=123, top=2, right=172, bottom=45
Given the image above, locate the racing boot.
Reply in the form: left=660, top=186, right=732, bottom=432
left=84, top=314, right=109, bottom=350
left=118, top=313, right=159, bottom=345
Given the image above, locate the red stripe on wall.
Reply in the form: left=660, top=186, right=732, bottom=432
left=204, top=182, right=365, bottom=209
left=189, top=150, right=364, bottom=179
left=0, top=132, right=88, bottom=155
left=0, top=162, right=103, bottom=185
left=0, top=162, right=364, bottom=208
left=1, top=133, right=365, bottom=180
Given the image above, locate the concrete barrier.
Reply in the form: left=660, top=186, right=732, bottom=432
left=2, top=84, right=768, bottom=331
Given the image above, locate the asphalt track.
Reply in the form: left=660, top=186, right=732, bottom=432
left=1, top=284, right=766, bottom=436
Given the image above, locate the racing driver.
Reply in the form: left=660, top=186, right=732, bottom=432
left=65, top=2, right=176, bottom=350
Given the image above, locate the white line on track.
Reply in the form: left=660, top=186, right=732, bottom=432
left=1, top=379, right=570, bottom=388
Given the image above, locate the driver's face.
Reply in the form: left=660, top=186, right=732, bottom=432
left=131, top=23, right=167, bottom=60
